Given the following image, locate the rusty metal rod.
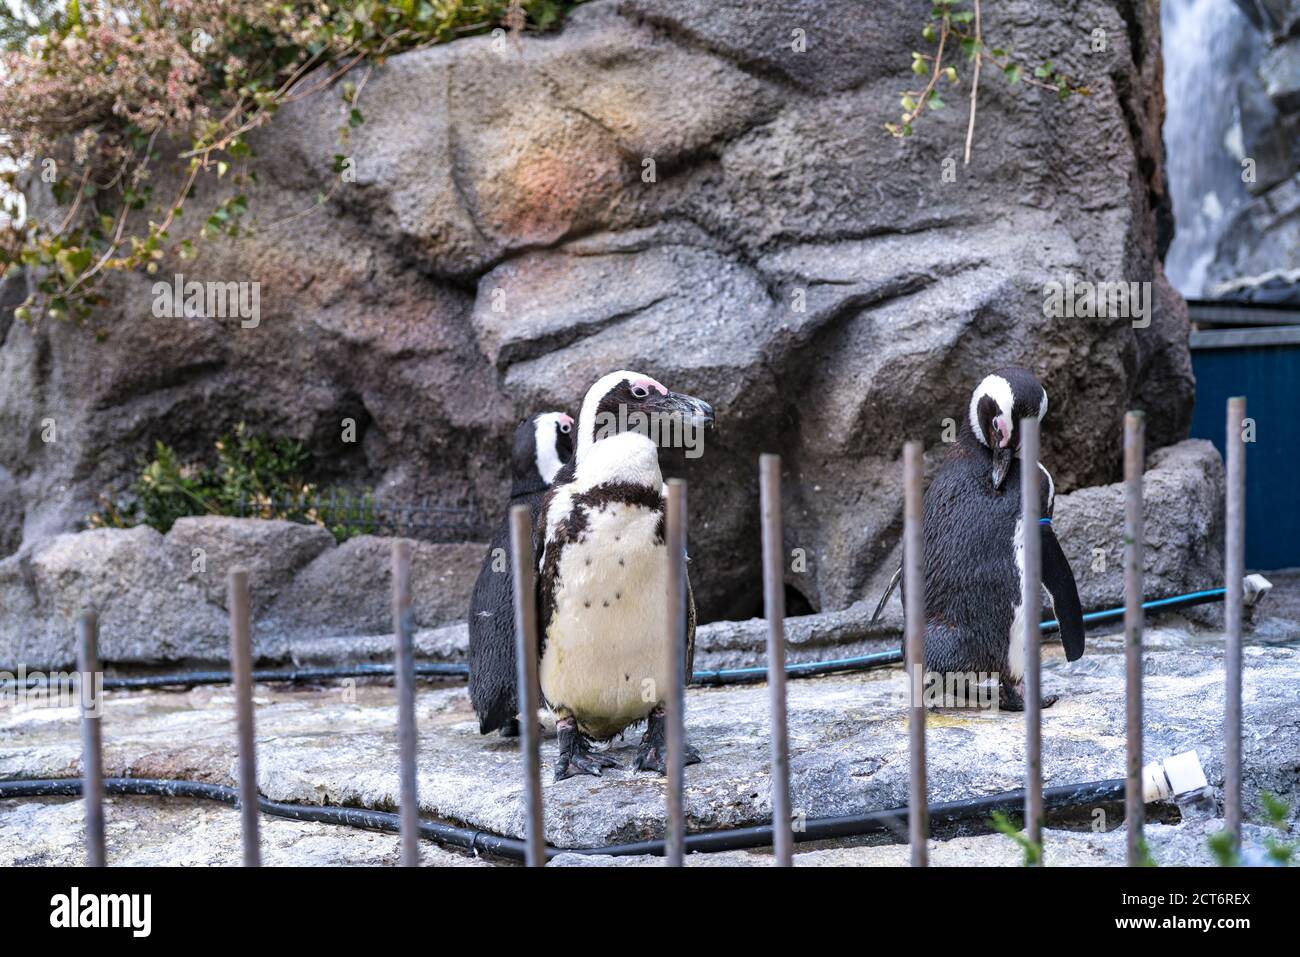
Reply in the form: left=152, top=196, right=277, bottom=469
left=509, top=505, right=546, bottom=868
left=665, top=478, right=688, bottom=867
left=759, top=455, right=794, bottom=867
left=1124, top=411, right=1145, bottom=866
left=903, top=441, right=928, bottom=867
left=77, top=611, right=105, bottom=867
left=392, top=540, right=419, bottom=867
left=1224, top=396, right=1246, bottom=848
left=1020, top=417, right=1043, bottom=861
left=227, top=568, right=260, bottom=867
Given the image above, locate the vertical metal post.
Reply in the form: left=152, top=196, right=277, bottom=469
left=509, top=505, right=546, bottom=868
left=1224, top=396, right=1246, bottom=848
left=77, top=611, right=105, bottom=868
left=664, top=478, right=688, bottom=867
left=1019, top=417, right=1043, bottom=860
left=392, top=540, right=419, bottom=867
left=903, top=441, right=928, bottom=867
left=228, top=568, right=260, bottom=867
left=1124, top=411, right=1145, bottom=866
left=759, top=455, right=794, bottom=867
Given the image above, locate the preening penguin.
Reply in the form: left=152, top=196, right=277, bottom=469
left=468, top=412, right=574, bottom=737
left=536, top=370, right=715, bottom=780
left=875, top=367, right=1085, bottom=710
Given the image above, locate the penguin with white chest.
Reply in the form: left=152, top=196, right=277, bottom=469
left=468, top=412, right=574, bottom=737
left=875, top=368, right=1086, bottom=710
left=536, top=371, right=714, bottom=780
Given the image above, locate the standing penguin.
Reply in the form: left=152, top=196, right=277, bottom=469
left=536, top=370, right=714, bottom=780
left=873, top=367, right=1085, bottom=710
left=468, top=412, right=574, bottom=737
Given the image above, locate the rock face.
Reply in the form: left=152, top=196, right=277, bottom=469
left=0, top=0, right=1191, bottom=622
left=0, top=518, right=484, bottom=669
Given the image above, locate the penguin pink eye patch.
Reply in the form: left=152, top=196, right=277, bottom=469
left=630, top=377, right=667, bottom=396
left=994, top=416, right=1012, bottom=447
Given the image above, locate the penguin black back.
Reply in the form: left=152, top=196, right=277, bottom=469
left=468, top=412, right=574, bottom=736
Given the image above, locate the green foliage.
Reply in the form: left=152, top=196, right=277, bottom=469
left=989, top=810, right=1042, bottom=866
left=89, top=423, right=368, bottom=542
left=885, top=0, right=1089, bottom=153
left=1, top=1, right=585, bottom=324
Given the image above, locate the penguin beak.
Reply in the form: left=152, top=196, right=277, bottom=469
left=991, top=446, right=1013, bottom=490
left=649, top=391, right=715, bottom=430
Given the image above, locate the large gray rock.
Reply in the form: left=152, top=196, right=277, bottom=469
left=0, top=522, right=485, bottom=669
left=0, top=0, right=1191, bottom=622
left=1054, top=439, right=1225, bottom=613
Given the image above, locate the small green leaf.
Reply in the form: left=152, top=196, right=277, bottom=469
left=1004, top=64, right=1022, bottom=84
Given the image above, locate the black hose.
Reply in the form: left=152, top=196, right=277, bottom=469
left=0, top=775, right=1125, bottom=862
left=0, top=587, right=1229, bottom=693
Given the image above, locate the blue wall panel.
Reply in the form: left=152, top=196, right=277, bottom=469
left=1189, top=345, right=1300, bottom=570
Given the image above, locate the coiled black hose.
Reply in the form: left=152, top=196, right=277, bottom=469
left=0, top=775, right=1125, bottom=862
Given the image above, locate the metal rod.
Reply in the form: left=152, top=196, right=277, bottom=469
left=1124, top=411, right=1145, bottom=866
left=509, top=505, right=546, bottom=868
left=392, top=540, right=419, bottom=867
left=77, top=611, right=105, bottom=868
left=665, top=478, right=688, bottom=867
left=227, top=568, right=260, bottom=867
left=903, top=441, right=928, bottom=867
left=1224, top=396, right=1246, bottom=848
left=1020, top=417, right=1043, bottom=861
left=759, top=454, right=794, bottom=867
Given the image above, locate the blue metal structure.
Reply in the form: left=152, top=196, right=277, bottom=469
left=1188, top=320, right=1300, bottom=570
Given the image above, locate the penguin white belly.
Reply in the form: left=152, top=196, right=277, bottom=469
left=540, top=503, right=670, bottom=739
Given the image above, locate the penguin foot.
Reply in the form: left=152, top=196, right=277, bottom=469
left=554, top=720, right=621, bottom=781
left=632, top=706, right=702, bottom=775
left=499, top=717, right=520, bottom=738
left=999, top=681, right=1059, bottom=712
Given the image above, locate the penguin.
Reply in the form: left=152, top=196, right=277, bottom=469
left=535, top=370, right=715, bottom=780
left=468, top=412, right=575, bottom=737
left=872, top=367, right=1085, bottom=710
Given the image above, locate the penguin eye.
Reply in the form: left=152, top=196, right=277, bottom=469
left=630, top=385, right=650, bottom=399
left=558, top=421, right=571, bottom=434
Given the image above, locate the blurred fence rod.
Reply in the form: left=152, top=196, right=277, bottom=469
left=1124, top=411, right=1145, bottom=866
left=665, top=479, right=688, bottom=867
left=510, top=505, right=546, bottom=868
left=1020, top=418, right=1043, bottom=862
left=228, top=568, right=260, bottom=867
left=393, top=541, right=419, bottom=867
left=903, top=441, right=928, bottom=867
left=759, top=455, right=793, bottom=867
left=77, top=611, right=105, bottom=868
left=1224, top=397, right=1246, bottom=848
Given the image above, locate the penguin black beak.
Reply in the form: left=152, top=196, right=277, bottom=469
left=649, top=391, right=715, bottom=430
left=991, top=446, right=1013, bottom=491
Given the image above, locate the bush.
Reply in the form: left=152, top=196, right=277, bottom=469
left=89, top=422, right=370, bottom=541
left=0, top=1, right=582, bottom=322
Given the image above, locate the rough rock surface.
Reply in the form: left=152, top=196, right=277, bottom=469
left=2, top=616, right=1296, bottom=860
left=0, top=0, right=1190, bottom=622
left=0, top=518, right=484, bottom=669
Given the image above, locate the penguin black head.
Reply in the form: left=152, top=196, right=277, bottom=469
left=968, top=367, right=1048, bottom=490
left=510, top=412, right=574, bottom=498
left=577, top=370, right=715, bottom=462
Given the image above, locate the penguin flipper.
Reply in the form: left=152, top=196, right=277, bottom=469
left=1041, top=525, right=1085, bottom=661
left=869, top=565, right=903, bottom=626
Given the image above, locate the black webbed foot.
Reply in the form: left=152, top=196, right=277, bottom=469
left=633, top=706, right=702, bottom=774
left=554, top=718, right=621, bottom=781
left=499, top=717, right=520, bottom=738
left=999, top=679, right=1058, bottom=712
